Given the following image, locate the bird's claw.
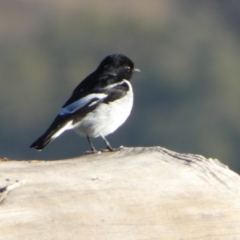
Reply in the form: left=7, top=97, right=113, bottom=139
left=101, top=145, right=124, bottom=152
left=84, top=150, right=101, bottom=155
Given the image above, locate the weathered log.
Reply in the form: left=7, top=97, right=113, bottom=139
left=1, top=147, right=240, bottom=240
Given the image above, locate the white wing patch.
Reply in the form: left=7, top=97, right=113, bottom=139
left=103, top=79, right=127, bottom=90
left=59, top=93, right=107, bottom=116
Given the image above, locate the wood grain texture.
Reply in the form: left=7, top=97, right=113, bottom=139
left=1, top=147, right=240, bottom=240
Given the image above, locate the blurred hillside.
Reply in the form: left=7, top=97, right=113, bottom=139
left=1, top=0, right=240, bottom=172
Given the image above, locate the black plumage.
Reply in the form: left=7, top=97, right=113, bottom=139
left=30, top=54, right=138, bottom=153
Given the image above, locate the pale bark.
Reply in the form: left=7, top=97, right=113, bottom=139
left=1, top=147, right=240, bottom=240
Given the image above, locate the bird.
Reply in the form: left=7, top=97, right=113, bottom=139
left=30, top=53, right=140, bottom=154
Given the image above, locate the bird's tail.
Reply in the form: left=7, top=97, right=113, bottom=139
left=30, top=116, right=73, bottom=150
left=30, top=132, right=54, bottom=150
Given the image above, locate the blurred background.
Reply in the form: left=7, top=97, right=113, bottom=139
left=1, top=0, right=240, bottom=172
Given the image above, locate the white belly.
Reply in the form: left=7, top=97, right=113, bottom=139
left=75, top=83, right=133, bottom=138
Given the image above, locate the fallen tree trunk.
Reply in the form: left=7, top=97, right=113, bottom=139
left=1, top=147, right=240, bottom=240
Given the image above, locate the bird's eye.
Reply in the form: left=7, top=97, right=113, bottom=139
left=125, top=66, right=131, bottom=72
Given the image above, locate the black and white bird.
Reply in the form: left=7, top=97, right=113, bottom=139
left=30, top=54, right=139, bottom=153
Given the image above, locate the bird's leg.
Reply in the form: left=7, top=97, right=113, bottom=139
left=84, top=136, right=99, bottom=154
left=101, top=135, right=123, bottom=152
left=102, top=135, right=114, bottom=151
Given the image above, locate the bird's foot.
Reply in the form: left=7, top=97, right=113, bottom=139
left=101, top=145, right=124, bottom=152
left=84, top=149, right=101, bottom=155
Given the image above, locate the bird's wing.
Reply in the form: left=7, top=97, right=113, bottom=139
left=59, top=93, right=107, bottom=116
left=59, top=79, right=129, bottom=117
left=62, top=72, right=118, bottom=108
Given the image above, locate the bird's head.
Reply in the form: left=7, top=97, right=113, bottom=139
left=97, top=54, right=140, bottom=81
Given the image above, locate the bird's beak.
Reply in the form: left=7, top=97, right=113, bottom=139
left=133, top=68, right=141, bottom=72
